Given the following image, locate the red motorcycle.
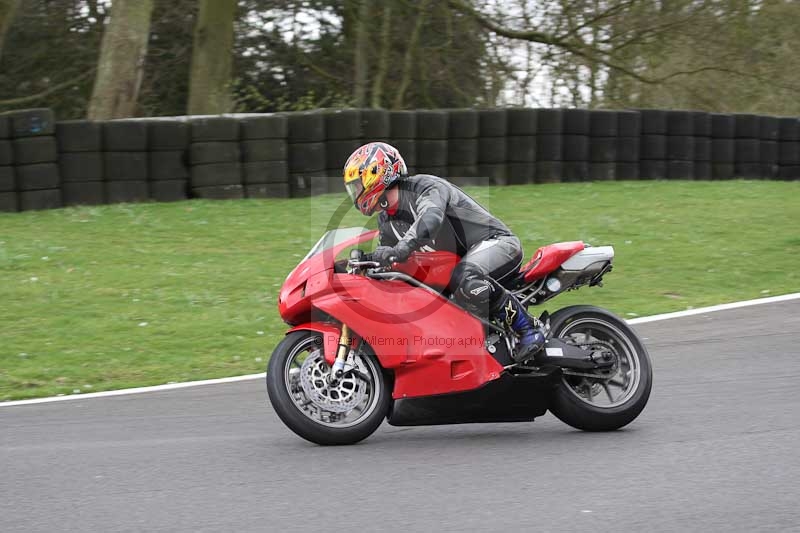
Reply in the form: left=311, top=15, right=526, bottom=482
left=267, top=227, right=652, bottom=445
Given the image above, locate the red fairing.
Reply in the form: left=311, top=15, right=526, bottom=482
left=288, top=322, right=344, bottom=366
left=522, top=241, right=585, bottom=282
left=391, top=251, right=460, bottom=291
left=279, top=230, right=379, bottom=324
left=312, top=276, right=503, bottom=399
left=279, top=229, right=503, bottom=400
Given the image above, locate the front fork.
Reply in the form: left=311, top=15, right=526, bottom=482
left=329, top=324, right=352, bottom=383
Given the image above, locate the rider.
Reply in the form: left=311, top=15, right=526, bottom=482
left=343, top=142, right=546, bottom=362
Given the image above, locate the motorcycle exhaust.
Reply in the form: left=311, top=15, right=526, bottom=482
left=535, top=338, right=614, bottom=370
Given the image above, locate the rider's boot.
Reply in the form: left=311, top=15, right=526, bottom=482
left=495, top=293, right=546, bottom=362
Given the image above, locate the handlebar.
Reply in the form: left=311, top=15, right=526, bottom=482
left=348, top=249, right=401, bottom=271
left=348, top=260, right=382, bottom=268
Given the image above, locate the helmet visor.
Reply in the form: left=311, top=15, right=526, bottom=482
left=345, top=180, right=364, bottom=204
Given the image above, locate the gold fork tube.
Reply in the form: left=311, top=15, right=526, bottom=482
left=335, top=324, right=352, bottom=363
left=330, top=324, right=352, bottom=379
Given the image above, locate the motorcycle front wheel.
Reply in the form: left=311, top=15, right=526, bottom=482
left=547, top=305, right=653, bottom=431
left=266, top=330, right=391, bottom=445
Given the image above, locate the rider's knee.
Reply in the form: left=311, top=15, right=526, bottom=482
left=451, top=263, right=495, bottom=317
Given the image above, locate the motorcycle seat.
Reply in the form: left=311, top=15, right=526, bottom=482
left=519, top=241, right=586, bottom=283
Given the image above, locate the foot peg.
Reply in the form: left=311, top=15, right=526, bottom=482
left=511, top=330, right=546, bottom=362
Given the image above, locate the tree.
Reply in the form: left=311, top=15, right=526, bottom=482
left=0, top=0, right=20, bottom=60
left=138, top=0, right=198, bottom=117
left=448, top=0, right=800, bottom=114
left=188, top=0, right=237, bottom=115
left=88, top=0, right=155, bottom=119
left=233, top=0, right=499, bottom=111
left=351, top=0, right=371, bottom=108
left=0, top=1, right=106, bottom=118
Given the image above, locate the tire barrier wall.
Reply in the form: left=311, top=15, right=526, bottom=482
left=0, top=107, right=797, bottom=212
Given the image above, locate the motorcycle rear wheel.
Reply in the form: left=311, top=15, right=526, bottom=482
left=266, top=330, right=391, bottom=445
left=547, top=305, right=652, bottom=431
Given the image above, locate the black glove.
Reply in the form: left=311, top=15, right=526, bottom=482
left=373, top=241, right=414, bottom=266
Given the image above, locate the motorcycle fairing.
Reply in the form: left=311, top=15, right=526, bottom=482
left=287, top=322, right=344, bottom=364
left=309, top=275, right=505, bottom=400
left=388, top=370, right=560, bottom=426
left=521, top=241, right=586, bottom=282
left=280, top=229, right=380, bottom=323
left=392, top=251, right=460, bottom=291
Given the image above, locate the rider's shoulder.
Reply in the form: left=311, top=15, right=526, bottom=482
left=403, top=173, right=449, bottom=189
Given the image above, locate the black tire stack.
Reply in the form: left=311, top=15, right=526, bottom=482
left=239, top=114, right=290, bottom=199
left=416, top=110, right=448, bottom=177
left=477, top=109, right=507, bottom=185
left=0, top=114, right=16, bottom=212
left=57, top=120, right=104, bottom=206
left=734, top=114, right=761, bottom=179
left=447, top=109, right=486, bottom=186
left=8, top=108, right=62, bottom=210
left=562, top=109, right=590, bottom=182
left=389, top=111, right=417, bottom=175
left=759, top=115, right=779, bottom=180
left=589, top=110, right=618, bottom=180
left=537, top=109, right=564, bottom=183
left=189, top=117, right=243, bottom=199
left=103, top=121, right=149, bottom=203
left=777, top=117, right=800, bottom=180
left=616, top=111, right=641, bottom=180
left=4, top=105, right=800, bottom=214
left=288, top=111, right=327, bottom=197
left=360, top=109, right=390, bottom=142
left=692, top=112, right=712, bottom=180
left=325, top=109, right=361, bottom=194
left=666, top=110, right=694, bottom=180
left=711, top=113, right=735, bottom=179
left=639, top=109, right=668, bottom=179
left=147, top=119, right=190, bottom=202
left=506, top=108, right=537, bottom=184
left=358, top=109, right=391, bottom=182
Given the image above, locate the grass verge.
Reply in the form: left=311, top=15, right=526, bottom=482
left=1, top=180, right=798, bottom=401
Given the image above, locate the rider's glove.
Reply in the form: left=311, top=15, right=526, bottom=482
left=373, top=241, right=413, bottom=266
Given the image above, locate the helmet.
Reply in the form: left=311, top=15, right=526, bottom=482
left=343, top=142, right=407, bottom=216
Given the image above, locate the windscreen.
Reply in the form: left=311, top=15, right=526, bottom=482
left=302, top=227, right=371, bottom=262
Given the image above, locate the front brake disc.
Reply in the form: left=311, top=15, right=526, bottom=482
left=300, top=351, right=366, bottom=413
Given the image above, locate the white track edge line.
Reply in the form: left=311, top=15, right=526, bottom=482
left=626, top=292, right=800, bottom=324
left=0, top=373, right=266, bottom=407
left=3, top=292, right=799, bottom=408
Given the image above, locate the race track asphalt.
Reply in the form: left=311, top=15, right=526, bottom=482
left=2, top=300, right=799, bottom=532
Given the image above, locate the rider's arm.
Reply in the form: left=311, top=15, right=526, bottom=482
left=377, top=212, right=398, bottom=246
left=397, top=181, right=450, bottom=251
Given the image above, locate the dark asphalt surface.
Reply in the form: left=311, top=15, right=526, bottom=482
left=2, top=300, right=799, bottom=532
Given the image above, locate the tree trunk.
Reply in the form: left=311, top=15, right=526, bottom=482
left=87, top=0, right=154, bottom=119
left=352, top=0, right=371, bottom=107
left=370, top=2, right=393, bottom=108
left=0, top=0, right=21, bottom=61
left=187, top=0, right=237, bottom=115
left=393, top=0, right=431, bottom=109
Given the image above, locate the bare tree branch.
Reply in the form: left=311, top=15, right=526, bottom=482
left=0, top=69, right=94, bottom=106
left=449, top=0, right=796, bottom=93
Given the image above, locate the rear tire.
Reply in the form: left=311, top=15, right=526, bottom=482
left=547, top=305, right=652, bottom=431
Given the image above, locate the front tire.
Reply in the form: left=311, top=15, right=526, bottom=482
left=546, top=305, right=652, bottom=431
left=266, top=330, right=391, bottom=445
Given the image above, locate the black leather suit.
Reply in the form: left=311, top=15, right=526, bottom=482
left=377, top=174, right=524, bottom=317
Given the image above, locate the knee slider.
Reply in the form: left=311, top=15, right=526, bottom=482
left=454, top=275, right=494, bottom=317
